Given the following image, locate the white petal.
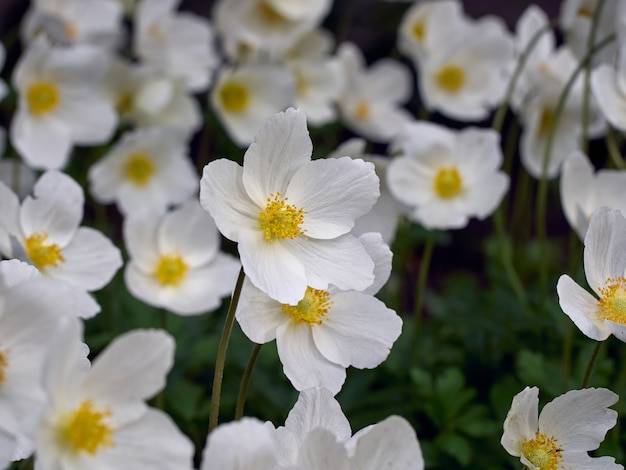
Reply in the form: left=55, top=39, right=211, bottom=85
left=605, top=320, right=626, bottom=343
left=591, top=65, right=626, bottom=133
left=276, top=322, right=346, bottom=394
left=0, top=259, right=40, bottom=290
left=539, top=388, right=618, bottom=451
left=287, top=157, right=379, bottom=239
left=365, top=59, right=411, bottom=103
left=561, top=452, right=623, bottom=469
left=556, top=275, right=610, bottom=341
left=358, top=232, right=392, bottom=295
left=584, top=208, right=626, bottom=293
left=295, top=428, right=350, bottom=469
left=236, top=277, right=286, bottom=343
left=460, top=172, right=509, bottom=220
left=0, top=181, right=20, bottom=256
left=123, top=211, right=161, bottom=273
left=560, top=151, right=594, bottom=240
left=0, top=431, right=16, bottom=470
left=313, top=291, right=401, bottom=368
left=501, top=386, right=539, bottom=457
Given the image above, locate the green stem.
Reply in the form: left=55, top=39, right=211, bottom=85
left=581, top=341, right=603, bottom=388
left=606, top=126, right=626, bottom=169
left=414, top=232, right=435, bottom=337
left=235, top=343, right=263, bottom=420
left=208, top=267, right=246, bottom=433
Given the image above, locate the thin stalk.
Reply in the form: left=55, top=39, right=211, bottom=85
left=606, top=126, right=626, bottom=169
left=235, top=343, right=263, bottom=420
left=208, top=267, right=246, bottom=433
left=414, top=231, right=435, bottom=337
left=581, top=341, right=603, bottom=388
left=580, top=0, right=607, bottom=153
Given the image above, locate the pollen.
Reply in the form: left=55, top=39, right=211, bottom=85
left=219, top=80, right=250, bottom=113
left=354, top=101, right=370, bottom=120
left=434, top=166, right=463, bottom=199
left=58, top=400, right=114, bottom=455
left=538, top=107, right=555, bottom=137
left=258, top=192, right=305, bottom=243
left=435, top=64, right=465, bottom=94
left=598, top=277, right=626, bottom=325
left=521, top=432, right=562, bottom=470
left=283, top=287, right=332, bottom=326
left=0, top=350, right=9, bottom=384
left=125, top=151, right=155, bottom=186
left=412, top=19, right=426, bottom=42
left=154, top=253, right=189, bottom=286
left=25, top=232, right=65, bottom=270
left=26, top=81, right=60, bottom=116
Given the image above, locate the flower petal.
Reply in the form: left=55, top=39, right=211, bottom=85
left=584, top=208, right=626, bottom=293
left=556, top=275, right=610, bottom=341
left=501, top=386, right=539, bottom=457
left=358, top=232, right=392, bottom=295
left=236, top=277, right=286, bottom=343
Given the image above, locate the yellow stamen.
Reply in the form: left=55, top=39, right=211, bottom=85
left=283, top=287, right=332, bottom=326
left=538, top=107, right=555, bottom=137
left=354, top=101, right=370, bottom=120
left=412, top=19, right=426, bottom=42
left=115, top=91, right=134, bottom=116
left=219, top=80, right=250, bottom=113
left=259, top=0, right=287, bottom=24
left=435, top=64, right=465, bottom=94
left=258, top=192, right=305, bottom=243
left=153, top=254, right=189, bottom=286
left=577, top=7, right=593, bottom=18
left=433, top=166, right=463, bottom=199
left=26, top=81, right=60, bottom=116
left=0, top=350, right=9, bottom=384
left=125, top=151, right=155, bottom=186
left=598, top=277, right=626, bottom=324
left=24, top=232, right=65, bottom=269
left=58, top=400, right=113, bottom=455
left=521, top=432, right=562, bottom=470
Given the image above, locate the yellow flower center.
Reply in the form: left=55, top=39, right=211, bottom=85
left=521, top=432, right=562, bottom=470
left=153, top=254, right=189, bottom=286
left=259, top=0, right=288, bottom=24
left=0, top=350, right=9, bottom=384
left=219, top=80, right=250, bottom=113
left=598, top=277, right=626, bottom=324
left=26, top=81, right=60, bottom=116
left=577, top=7, right=593, bottom=18
left=115, top=91, right=134, bottom=116
left=283, top=287, right=332, bottom=326
left=125, top=151, right=155, bottom=186
left=538, top=107, right=555, bottom=137
left=258, top=192, right=305, bottom=243
left=58, top=400, right=114, bottom=455
left=296, top=73, right=308, bottom=96
left=412, top=19, right=426, bottom=42
left=354, top=101, right=370, bottom=120
left=434, top=166, right=463, bottom=199
left=24, top=232, right=65, bottom=270
left=435, top=64, right=465, bottom=94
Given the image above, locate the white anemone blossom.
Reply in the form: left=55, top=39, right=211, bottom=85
left=501, top=386, right=621, bottom=470
left=236, top=232, right=401, bottom=394
left=557, top=208, right=626, bottom=343
left=591, top=36, right=626, bottom=133
left=124, top=199, right=241, bottom=315
left=200, top=107, right=379, bottom=305
left=387, top=121, right=509, bottom=229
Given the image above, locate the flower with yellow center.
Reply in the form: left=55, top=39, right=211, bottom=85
left=219, top=80, right=250, bottom=113
left=558, top=208, right=626, bottom=343
left=201, top=108, right=379, bottom=305
left=501, top=387, right=620, bottom=470
left=24, top=232, right=65, bottom=270
left=26, top=81, right=60, bottom=116
left=282, top=287, right=331, bottom=325
left=153, top=254, right=189, bottom=287
left=58, top=400, right=113, bottom=455
left=435, top=64, right=465, bottom=94
left=433, top=166, right=463, bottom=199
left=125, top=151, right=155, bottom=187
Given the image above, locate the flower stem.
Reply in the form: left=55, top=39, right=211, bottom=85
left=414, top=231, right=435, bottom=338
left=235, top=343, right=263, bottom=420
left=208, top=267, right=245, bottom=433
left=582, top=341, right=603, bottom=388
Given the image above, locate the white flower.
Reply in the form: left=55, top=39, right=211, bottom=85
left=21, top=0, right=123, bottom=48
left=591, top=37, right=626, bottom=132
left=418, top=15, right=514, bottom=121
left=557, top=208, right=626, bottom=342
left=36, top=328, right=195, bottom=470
left=124, top=199, right=241, bottom=315
left=236, top=233, right=401, bottom=394
left=501, top=386, right=621, bottom=470
left=336, top=42, right=412, bottom=143
left=0, top=170, right=122, bottom=318
left=200, top=108, right=379, bottom=304
left=134, top=0, right=218, bottom=92
left=88, top=127, right=198, bottom=216
left=209, top=63, right=295, bottom=147
left=560, top=151, right=626, bottom=240
left=10, top=38, right=117, bottom=170
left=387, top=122, right=509, bottom=229
left=200, top=418, right=278, bottom=470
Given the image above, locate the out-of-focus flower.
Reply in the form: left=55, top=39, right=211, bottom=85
left=560, top=151, right=626, bottom=240
left=418, top=15, right=514, bottom=121
left=209, top=63, right=295, bottom=147
left=88, top=126, right=198, bottom=216
left=124, top=199, right=240, bottom=315
left=557, top=208, right=626, bottom=343
left=36, top=327, right=195, bottom=470
left=387, top=122, right=508, bottom=229
left=591, top=37, right=626, bottom=132
left=134, top=0, right=218, bottom=92
left=336, top=42, right=412, bottom=143
left=200, top=108, right=378, bottom=304
left=0, top=170, right=122, bottom=318
left=21, top=0, right=123, bottom=48
left=501, top=386, right=621, bottom=469
left=236, top=233, right=401, bottom=394
left=10, top=38, right=117, bottom=170
left=0, top=43, right=7, bottom=101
